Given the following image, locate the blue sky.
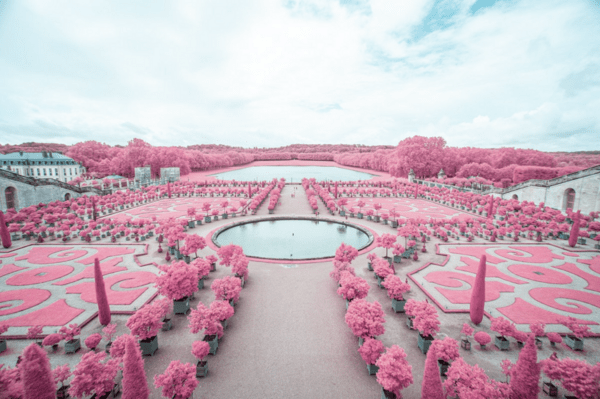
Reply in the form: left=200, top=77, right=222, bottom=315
left=0, top=0, right=598, bottom=151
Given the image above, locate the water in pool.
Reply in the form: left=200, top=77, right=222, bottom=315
left=214, top=219, right=371, bottom=260
left=210, top=166, right=376, bottom=182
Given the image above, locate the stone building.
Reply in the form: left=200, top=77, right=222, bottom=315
left=489, top=165, right=600, bottom=214
left=161, top=167, right=180, bottom=182
left=134, top=166, right=152, bottom=184
left=1, top=169, right=105, bottom=212
left=0, top=151, right=85, bottom=183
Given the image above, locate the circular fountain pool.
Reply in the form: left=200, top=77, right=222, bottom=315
left=213, top=218, right=372, bottom=260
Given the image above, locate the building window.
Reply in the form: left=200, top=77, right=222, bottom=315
left=49, top=168, right=52, bottom=176
left=70, top=168, right=72, bottom=175
left=55, top=168, right=58, bottom=176
left=43, top=168, right=47, bottom=176
left=37, top=168, right=40, bottom=176
left=512, top=194, right=518, bottom=200
left=5, top=187, right=17, bottom=209
left=564, top=189, right=576, bottom=211
left=65, top=193, right=71, bottom=201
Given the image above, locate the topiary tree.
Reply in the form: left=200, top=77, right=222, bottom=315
left=568, top=210, right=581, bottom=247
left=358, top=338, right=385, bottom=365
left=188, top=302, right=223, bottom=339
left=443, top=357, right=509, bottom=398
left=0, top=210, right=12, bottom=249
left=84, top=333, right=102, bottom=352
left=211, top=275, right=242, bottom=304
left=474, top=331, right=491, bottom=349
left=470, top=254, right=486, bottom=325
left=421, top=341, right=444, bottom=399
left=69, top=351, right=119, bottom=399
left=192, top=340, right=210, bottom=364
left=337, top=275, right=370, bottom=301
left=94, top=257, right=111, bottom=326
left=540, top=357, right=600, bottom=399
left=491, top=316, right=516, bottom=340
left=376, top=345, right=413, bottom=399
left=345, top=299, right=386, bottom=340
left=20, top=342, right=56, bottom=399
left=209, top=300, right=235, bottom=324
left=508, top=334, right=540, bottom=399
left=155, top=260, right=198, bottom=301
left=126, top=304, right=163, bottom=341
left=412, top=301, right=440, bottom=338
left=382, top=275, right=410, bottom=301
left=153, top=360, right=198, bottom=399
left=122, top=335, right=149, bottom=399
left=376, top=234, right=397, bottom=258
left=334, top=243, right=358, bottom=264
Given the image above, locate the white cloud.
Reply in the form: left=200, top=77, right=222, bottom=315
left=0, top=0, right=598, bottom=151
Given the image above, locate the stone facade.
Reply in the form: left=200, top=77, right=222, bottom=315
left=0, top=151, right=85, bottom=183
left=490, top=165, right=600, bottom=214
left=161, top=167, right=180, bottom=182
left=1, top=169, right=103, bottom=212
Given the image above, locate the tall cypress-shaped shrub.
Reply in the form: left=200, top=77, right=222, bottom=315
left=94, top=257, right=111, bottom=326
left=20, top=343, right=56, bottom=399
left=568, top=210, right=580, bottom=248
left=421, top=344, right=444, bottom=399
left=509, top=334, right=540, bottom=399
left=122, top=335, right=149, bottom=399
left=470, top=255, right=486, bottom=325
left=0, top=210, right=11, bottom=249
left=167, top=182, right=171, bottom=198
left=487, top=196, right=495, bottom=219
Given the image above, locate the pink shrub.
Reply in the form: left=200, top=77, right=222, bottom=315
left=155, top=260, right=198, bottom=301
left=470, top=255, right=486, bottom=325
left=84, top=333, right=102, bottom=351
left=209, top=300, right=234, bottom=322
left=358, top=338, right=385, bottom=365
left=94, top=257, right=111, bottom=326
left=52, top=364, right=71, bottom=389
left=461, top=323, right=474, bottom=338
left=153, top=361, right=198, bottom=399
left=474, top=331, right=491, bottom=348
left=541, top=357, right=600, bottom=399
left=382, top=275, right=410, bottom=301
left=412, top=301, right=440, bottom=337
left=337, top=275, right=370, bottom=301
left=334, top=243, right=358, bottom=263
left=546, top=332, right=562, bottom=345
left=568, top=210, right=580, bottom=248
left=188, top=302, right=223, bottom=338
left=26, top=325, right=43, bottom=341
left=42, top=333, right=63, bottom=347
left=375, top=345, right=413, bottom=397
left=559, top=316, right=592, bottom=338
left=191, top=341, right=210, bottom=361
left=59, top=323, right=81, bottom=342
left=109, top=334, right=131, bottom=360
left=431, top=337, right=459, bottom=363
left=211, top=276, right=242, bottom=303
left=126, top=304, right=163, bottom=341
left=491, top=316, right=516, bottom=339
left=345, top=299, right=386, bottom=339
left=102, top=323, right=117, bottom=343
left=217, top=244, right=244, bottom=266
left=20, top=342, right=56, bottom=399
left=444, top=358, right=509, bottom=398
left=529, top=322, right=545, bottom=337
left=373, top=257, right=394, bottom=279
left=69, top=351, right=119, bottom=398
left=0, top=210, right=12, bottom=249
left=190, top=258, right=212, bottom=280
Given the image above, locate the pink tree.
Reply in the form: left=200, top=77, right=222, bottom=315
left=217, top=244, right=244, bottom=267
left=421, top=341, right=444, bottom=399
left=0, top=210, right=12, bottom=248
left=334, top=243, right=358, bottom=264
left=375, top=345, right=413, bottom=399
left=413, top=301, right=440, bottom=338
left=470, top=254, right=486, bottom=325
left=122, top=335, right=149, bottom=399
left=20, top=342, right=56, bottom=399
left=474, top=331, right=491, bottom=349
left=345, top=299, right=386, bottom=340
left=153, top=361, right=198, bottom=399
left=568, top=210, right=580, bottom=247
left=69, top=351, right=119, bottom=398
left=491, top=316, right=516, bottom=340
left=376, top=233, right=397, bottom=258
left=443, top=358, right=509, bottom=398
left=188, top=302, right=223, bottom=339
left=210, top=300, right=235, bottom=324
left=382, top=275, right=410, bottom=301
left=94, top=257, right=111, bottom=326
left=180, top=234, right=207, bottom=259
left=126, top=304, right=163, bottom=341
left=508, top=334, right=540, bottom=399
left=358, top=338, right=385, bottom=365
left=211, top=276, right=242, bottom=304
left=337, top=274, right=370, bottom=301
left=84, top=333, right=102, bottom=351
left=0, top=364, right=24, bottom=398
left=155, top=260, right=199, bottom=301
left=541, top=357, right=600, bottom=399
left=52, top=364, right=71, bottom=392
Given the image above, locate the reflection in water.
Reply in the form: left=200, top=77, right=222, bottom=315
left=215, top=219, right=371, bottom=260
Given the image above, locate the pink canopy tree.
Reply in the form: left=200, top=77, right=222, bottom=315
left=211, top=276, right=242, bottom=304
left=153, top=360, right=198, bottom=399
left=376, top=345, right=413, bottom=399
left=69, top=351, right=119, bottom=398
left=345, top=299, right=386, bottom=340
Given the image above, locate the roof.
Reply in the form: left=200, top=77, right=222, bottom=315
left=0, top=152, right=77, bottom=162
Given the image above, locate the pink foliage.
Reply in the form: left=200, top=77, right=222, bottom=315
left=26, top=325, right=43, bottom=340
left=69, top=351, right=119, bottom=398
left=123, top=335, right=149, bottom=399
left=94, top=257, right=111, bottom=326
left=126, top=304, right=163, bottom=341
left=155, top=260, right=199, bottom=301
left=153, top=360, right=198, bottom=399
left=382, top=275, right=410, bottom=301
left=541, top=357, right=600, bottom=399
left=211, top=275, right=242, bottom=303
left=217, top=244, right=244, bottom=266
left=190, top=258, right=212, bottom=280
left=529, top=323, right=545, bottom=337
left=412, top=301, right=440, bottom=337
left=508, top=334, right=540, bottom=399
left=20, top=342, right=56, bottom=399
left=109, top=334, right=131, bottom=360
left=470, top=255, right=486, bottom=325
left=334, top=243, right=359, bottom=264
left=372, top=257, right=394, bottom=279
left=102, top=323, right=117, bottom=342
left=84, top=333, right=103, bottom=351
left=444, top=358, right=509, bottom=398
left=59, top=323, right=81, bottom=342
left=210, top=300, right=234, bottom=322
left=191, top=340, right=210, bottom=361
left=546, top=332, right=562, bottom=344
left=43, top=333, right=63, bottom=347
left=187, top=302, right=223, bottom=338
left=568, top=210, right=580, bottom=248
left=337, top=275, right=370, bottom=301
left=559, top=315, right=592, bottom=338
left=179, top=234, right=206, bottom=257
left=345, top=299, right=386, bottom=339
left=474, top=331, right=491, bottom=347
left=358, top=338, right=385, bottom=365
left=52, top=364, right=71, bottom=388
left=490, top=316, right=516, bottom=338
left=375, top=345, right=413, bottom=397
left=461, top=323, right=474, bottom=337
left=431, top=337, right=459, bottom=362
left=421, top=341, right=444, bottom=399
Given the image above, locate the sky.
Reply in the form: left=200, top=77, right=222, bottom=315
left=0, top=0, right=599, bottom=151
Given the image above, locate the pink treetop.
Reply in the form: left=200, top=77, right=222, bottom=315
left=191, top=341, right=210, bottom=362
left=179, top=234, right=206, bottom=258
left=508, top=334, right=540, bottom=398
left=334, top=243, right=359, bottom=264
left=474, top=331, right=491, bottom=347
left=559, top=315, right=592, bottom=338
left=26, top=325, right=43, bottom=340
left=126, top=304, right=163, bottom=341
left=188, top=302, right=223, bottom=338
left=186, top=207, right=196, bottom=221
left=69, top=351, right=119, bottom=398
left=20, top=342, right=56, bottom=399
left=52, top=364, right=71, bottom=388
left=358, top=338, right=385, bottom=365
left=372, top=257, right=393, bottom=279
left=155, top=260, right=198, bottom=301
left=382, top=275, right=410, bottom=301
left=461, top=323, right=474, bottom=337
left=546, top=332, right=562, bottom=344
left=122, top=335, right=149, bottom=399
left=211, top=275, right=242, bottom=303
left=375, top=345, right=413, bottom=398
left=85, top=333, right=103, bottom=351
left=153, top=360, right=198, bottom=399
left=59, top=323, right=81, bottom=342
left=376, top=233, right=397, bottom=258
left=345, top=299, right=386, bottom=339
left=217, top=244, right=244, bottom=266
left=231, top=253, right=250, bottom=280
left=541, top=357, right=600, bottom=399
left=190, top=258, right=212, bottom=280
left=108, top=334, right=132, bottom=360
left=42, top=333, right=63, bottom=347
left=337, top=275, right=370, bottom=301
left=102, top=323, right=117, bottom=342
left=491, top=316, right=516, bottom=338
left=421, top=339, right=445, bottom=399
left=391, top=243, right=405, bottom=256
left=443, top=357, right=509, bottom=399
left=206, top=254, right=218, bottom=265
left=412, top=301, right=440, bottom=337
left=210, top=300, right=235, bottom=322
left=152, top=297, right=174, bottom=320
left=431, top=337, right=459, bottom=363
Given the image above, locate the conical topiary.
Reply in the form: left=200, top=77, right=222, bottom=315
left=568, top=210, right=580, bottom=248
left=20, top=342, right=56, bottom=399
left=470, top=255, right=486, bottom=325
left=122, top=335, right=149, bottom=399
left=421, top=343, right=444, bottom=399
left=0, top=210, right=12, bottom=249
left=94, top=257, right=111, bottom=326
left=509, top=334, right=540, bottom=398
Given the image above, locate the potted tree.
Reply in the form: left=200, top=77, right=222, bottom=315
left=188, top=302, right=223, bottom=355
left=126, top=304, right=163, bottom=356
left=491, top=316, right=515, bottom=351
left=155, top=260, right=199, bottom=315
left=192, top=341, right=210, bottom=378
left=53, top=364, right=71, bottom=399
left=376, top=233, right=397, bottom=263
left=43, top=333, right=63, bottom=352
left=412, top=301, right=440, bottom=354
left=375, top=345, right=413, bottom=399
left=85, top=333, right=103, bottom=352
left=382, top=275, right=410, bottom=313
left=373, top=258, right=394, bottom=288
left=153, top=360, right=198, bottom=399
left=190, top=258, right=211, bottom=290
left=337, top=274, right=370, bottom=309
left=154, top=297, right=174, bottom=331
left=391, top=243, right=405, bottom=264
left=69, top=351, right=119, bottom=399
left=210, top=300, right=234, bottom=330
left=357, top=200, right=365, bottom=218
left=102, top=324, right=117, bottom=354
left=26, top=325, right=44, bottom=346
left=431, top=337, right=459, bottom=376
left=547, top=332, right=563, bottom=347
left=529, top=322, right=546, bottom=349
left=460, top=323, right=474, bottom=350
left=358, top=338, right=385, bottom=375
left=206, top=254, right=218, bottom=272
left=345, top=299, right=386, bottom=347
left=559, top=316, right=591, bottom=351
left=211, top=276, right=242, bottom=307
left=474, top=331, right=491, bottom=349
left=60, top=324, right=81, bottom=354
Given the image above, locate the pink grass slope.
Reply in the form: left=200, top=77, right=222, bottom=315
left=94, top=257, right=111, bottom=326
left=20, top=342, right=56, bottom=399
left=122, top=335, right=149, bottom=399
left=470, top=254, right=486, bottom=325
